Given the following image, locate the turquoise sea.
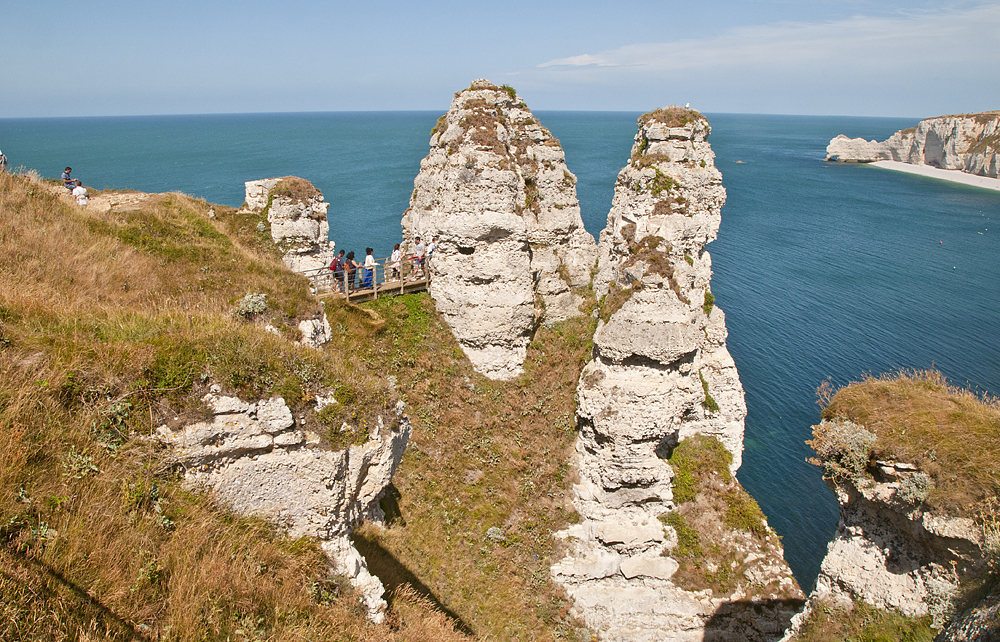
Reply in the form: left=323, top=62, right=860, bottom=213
left=2, top=111, right=997, bottom=590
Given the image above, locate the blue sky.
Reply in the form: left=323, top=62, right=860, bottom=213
left=2, top=0, right=997, bottom=118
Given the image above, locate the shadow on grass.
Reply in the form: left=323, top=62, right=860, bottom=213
left=703, top=598, right=806, bottom=641
left=0, top=530, right=148, bottom=641
left=351, top=523, right=474, bottom=636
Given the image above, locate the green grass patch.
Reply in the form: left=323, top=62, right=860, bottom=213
left=792, top=599, right=935, bottom=642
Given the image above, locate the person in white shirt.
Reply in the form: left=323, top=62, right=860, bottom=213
left=362, top=247, right=377, bottom=289
left=388, top=243, right=402, bottom=280
left=71, top=180, right=88, bottom=206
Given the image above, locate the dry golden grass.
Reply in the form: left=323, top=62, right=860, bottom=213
left=321, top=293, right=595, bottom=640
left=820, top=370, right=1000, bottom=514
left=0, top=172, right=476, bottom=641
left=270, top=176, right=322, bottom=203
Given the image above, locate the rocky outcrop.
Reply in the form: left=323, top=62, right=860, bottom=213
left=783, top=418, right=993, bottom=637
left=402, top=79, right=597, bottom=380
left=157, top=387, right=410, bottom=622
left=244, top=177, right=337, bottom=273
left=554, top=108, right=802, bottom=641
left=826, top=112, right=1000, bottom=178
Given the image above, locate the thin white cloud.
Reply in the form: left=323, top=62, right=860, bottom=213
left=538, top=53, right=619, bottom=68
left=535, top=4, right=1000, bottom=76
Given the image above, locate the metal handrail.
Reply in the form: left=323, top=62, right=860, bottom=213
left=296, top=253, right=431, bottom=301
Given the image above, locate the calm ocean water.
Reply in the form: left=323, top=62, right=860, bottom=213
left=2, top=111, right=997, bottom=590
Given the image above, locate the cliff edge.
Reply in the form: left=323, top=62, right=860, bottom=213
left=785, top=371, right=999, bottom=641
left=826, top=112, right=1000, bottom=179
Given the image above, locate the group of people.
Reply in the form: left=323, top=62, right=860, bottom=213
left=327, top=235, right=438, bottom=293
left=62, top=167, right=88, bottom=206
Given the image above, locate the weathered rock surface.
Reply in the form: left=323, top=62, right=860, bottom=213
left=244, top=177, right=336, bottom=348
left=938, top=588, right=1000, bottom=641
left=402, top=79, right=597, bottom=380
left=244, top=177, right=337, bottom=274
left=826, top=112, right=1000, bottom=178
left=554, top=108, right=801, bottom=640
left=802, top=453, right=987, bottom=629
left=158, top=388, right=410, bottom=622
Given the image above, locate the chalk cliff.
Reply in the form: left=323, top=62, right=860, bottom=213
left=553, top=108, right=802, bottom=641
left=826, top=112, right=1000, bottom=178
left=158, top=389, right=411, bottom=622
left=402, top=79, right=597, bottom=380
left=783, top=414, right=996, bottom=640
left=244, top=177, right=337, bottom=273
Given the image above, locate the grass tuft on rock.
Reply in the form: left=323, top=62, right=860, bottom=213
left=816, top=369, right=1000, bottom=514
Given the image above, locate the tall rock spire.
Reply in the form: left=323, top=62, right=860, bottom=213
left=402, top=79, right=597, bottom=380
left=553, top=107, right=802, bottom=640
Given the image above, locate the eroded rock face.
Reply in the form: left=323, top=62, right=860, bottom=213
left=807, top=458, right=986, bottom=627
left=402, top=79, right=597, bottom=380
left=554, top=108, right=802, bottom=641
left=245, top=177, right=337, bottom=273
left=158, top=389, right=410, bottom=622
left=826, top=112, right=1000, bottom=178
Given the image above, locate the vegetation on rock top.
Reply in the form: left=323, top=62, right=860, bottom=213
left=639, top=105, right=707, bottom=129
left=814, top=369, right=1000, bottom=515
left=790, top=599, right=935, bottom=642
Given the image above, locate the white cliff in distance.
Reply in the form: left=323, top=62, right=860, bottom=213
left=402, top=79, right=597, bottom=380
left=826, top=112, right=1000, bottom=178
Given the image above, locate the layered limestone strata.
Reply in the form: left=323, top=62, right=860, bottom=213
left=826, top=112, right=1000, bottom=178
left=782, top=419, right=991, bottom=638
left=244, top=177, right=337, bottom=273
left=402, top=79, right=597, bottom=380
left=554, top=108, right=802, bottom=641
left=158, top=388, right=411, bottom=622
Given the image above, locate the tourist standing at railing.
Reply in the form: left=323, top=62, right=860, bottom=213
left=410, top=236, right=426, bottom=281
left=345, top=251, right=359, bottom=291
left=330, top=250, right=346, bottom=292
left=361, top=247, right=377, bottom=289
left=427, top=236, right=438, bottom=269
left=388, top=243, right=402, bottom=281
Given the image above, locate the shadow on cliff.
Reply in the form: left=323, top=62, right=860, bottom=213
left=703, top=598, right=806, bottom=642
left=351, top=509, right=475, bottom=635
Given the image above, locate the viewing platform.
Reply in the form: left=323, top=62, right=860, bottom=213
left=296, top=256, right=430, bottom=304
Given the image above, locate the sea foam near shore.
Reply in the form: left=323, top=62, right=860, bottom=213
left=870, top=160, right=1000, bottom=192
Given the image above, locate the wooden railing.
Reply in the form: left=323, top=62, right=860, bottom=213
left=297, top=255, right=431, bottom=303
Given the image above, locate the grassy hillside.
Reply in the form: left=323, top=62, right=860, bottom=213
left=0, top=170, right=592, bottom=641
